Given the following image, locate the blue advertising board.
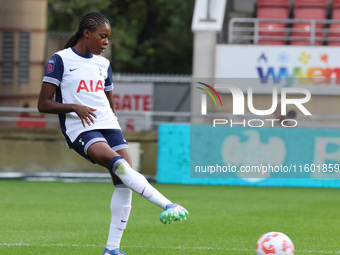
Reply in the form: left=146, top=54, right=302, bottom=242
left=157, top=124, right=340, bottom=188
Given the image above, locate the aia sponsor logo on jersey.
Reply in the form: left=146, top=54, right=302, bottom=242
left=77, top=80, right=104, bottom=93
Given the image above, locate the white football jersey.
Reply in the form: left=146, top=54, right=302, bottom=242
left=43, top=47, right=121, bottom=146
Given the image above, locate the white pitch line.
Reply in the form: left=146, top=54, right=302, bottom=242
left=124, top=246, right=340, bottom=254
left=124, top=245, right=251, bottom=252
left=0, top=243, right=339, bottom=254
left=0, top=243, right=99, bottom=247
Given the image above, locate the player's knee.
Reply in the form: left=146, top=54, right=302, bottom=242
left=109, top=156, right=127, bottom=175
left=109, top=156, right=154, bottom=197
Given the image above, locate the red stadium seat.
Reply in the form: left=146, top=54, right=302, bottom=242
left=332, top=0, right=340, bottom=20
left=258, top=23, right=287, bottom=45
left=327, top=24, right=340, bottom=46
left=295, top=0, right=328, bottom=6
left=257, top=0, right=290, bottom=19
left=333, top=0, right=340, bottom=7
left=332, top=10, right=340, bottom=20
left=294, top=0, right=328, bottom=20
left=256, top=0, right=289, bottom=45
left=257, top=7, right=289, bottom=19
left=290, top=23, right=323, bottom=45
left=294, top=8, right=327, bottom=20
left=258, top=0, right=290, bottom=6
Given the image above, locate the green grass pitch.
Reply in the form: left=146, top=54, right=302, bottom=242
left=0, top=180, right=339, bottom=254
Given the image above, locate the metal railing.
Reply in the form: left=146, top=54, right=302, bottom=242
left=0, top=107, right=191, bottom=130
left=228, top=17, right=340, bottom=45
left=1, top=107, right=340, bottom=129
left=112, top=73, right=192, bottom=83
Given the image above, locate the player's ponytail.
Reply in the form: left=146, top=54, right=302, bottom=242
left=64, top=12, right=110, bottom=49
left=64, top=31, right=83, bottom=49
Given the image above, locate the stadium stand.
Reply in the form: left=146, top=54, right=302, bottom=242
left=257, top=0, right=290, bottom=45
left=227, top=0, right=340, bottom=46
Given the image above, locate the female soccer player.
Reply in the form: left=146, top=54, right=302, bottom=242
left=37, top=12, right=188, bottom=255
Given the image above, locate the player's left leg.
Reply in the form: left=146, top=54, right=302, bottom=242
left=88, top=141, right=188, bottom=218
left=115, top=148, right=188, bottom=224
left=102, top=247, right=126, bottom=255
left=103, top=180, right=131, bottom=255
left=88, top=129, right=189, bottom=226
left=109, top=155, right=188, bottom=223
left=104, top=138, right=132, bottom=255
left=91, top=129, right=173, bottom=210
left=88, top=142, right=172, bottom=208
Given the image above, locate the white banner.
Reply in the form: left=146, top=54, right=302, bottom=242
left=215, top=45, right=340, bottom=95
left=113, top=83, right=153, bottom=131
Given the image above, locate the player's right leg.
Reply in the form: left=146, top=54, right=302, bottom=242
left=86, top=138, right=189, bottom=224
left=115, top=147, right=188, bottom=224
left=108, top=155, right=189, bottom=224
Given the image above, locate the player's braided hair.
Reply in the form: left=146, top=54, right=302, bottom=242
left=64, top=12, right=110, bottom=49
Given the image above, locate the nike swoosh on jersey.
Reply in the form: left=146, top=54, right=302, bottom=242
left=69, top=68, right=79, bottom=72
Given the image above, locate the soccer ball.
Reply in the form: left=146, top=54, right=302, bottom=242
left=256, top=232, right=294, bottom=255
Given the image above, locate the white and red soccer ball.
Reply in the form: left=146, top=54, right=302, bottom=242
left=256, top=232, right=294, bottom=255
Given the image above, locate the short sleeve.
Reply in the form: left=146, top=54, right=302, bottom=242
left=42, top=54, right=64, bottom=86
left=104, top=64, right=113, bottom=91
